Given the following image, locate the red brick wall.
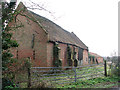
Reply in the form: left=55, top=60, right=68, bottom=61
left=47, top=43, right=54, bottom=67
left=89, top=57, right=96, bottom=64
left=10, top=3, right=89, bottom=68
left=10, top=6, right=48, bottom=67
left=58, top=43, right=68, bottom=67
left=47, top=43, right=68, bottom=67
left=75, top=47, right=79, bottom=60
left=83, top=50, right=89, bottom=65
left=97, top=57, right=103, bottom=63
left=89, top=57, right=103, bottom=64
left=46, top=42, right=89, bottom=67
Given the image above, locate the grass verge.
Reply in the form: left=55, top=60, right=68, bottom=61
left=56, top=76, right=119, bottom=88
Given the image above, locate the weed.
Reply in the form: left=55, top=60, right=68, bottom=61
left=56, top=76, right=119, bottom=88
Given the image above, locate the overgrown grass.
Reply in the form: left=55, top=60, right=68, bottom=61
left=31, top=64, right=104, bottom=84
left=31, top=64, right=105, bottom=88
left=12, top=64, right=119, bottom=88
left=56, top=76, right=119, bottom=88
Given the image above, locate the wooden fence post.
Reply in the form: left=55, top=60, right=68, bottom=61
left=104, top=60, right=107, bottom=77
left=28, top=67, right=31, bottom=88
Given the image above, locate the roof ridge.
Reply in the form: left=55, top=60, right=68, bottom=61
left=89, top=52, right=102, bottom=58
left=16, top=2, right=48, bottom=34
left=29, top=10, right=70, bottom=34
left=71, top=32, right=88, bottom=49
left=29, top=10, right=88, bottom=50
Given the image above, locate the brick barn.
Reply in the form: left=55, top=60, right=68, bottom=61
left=10, top=2, right=89, bottom=67
left=88, top=52, right=103, bottom=64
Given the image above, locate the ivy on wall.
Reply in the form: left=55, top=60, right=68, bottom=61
left=53, top=42, right=62, bottom=67
left=66, top=45, right=78, bottom=67
left=66, top=45, right=73, bottom=66
left=73, top=47, right=76, bottom=60
left=96, top=59, right=99, bottom=64
left=74, top=59, right=78, bottom=67
left=53, top=43, right=79, bottom=67
left=88, top=53, right=95, bottom=64
left=73, top=47, right=78, bottom=67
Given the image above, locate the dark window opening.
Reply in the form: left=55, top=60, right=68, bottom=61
left=96, top=59, right=99, bottom=64
left=53, top=42, right=61, bottom=67
left=93, top=58, right=95, bottom=64
left=73, top=47, right=76, bottom=60
left=33, top=50, right=35, bottom=60
left=68, top=59, right=73, bottom=66
left=16, top=50, right=18, bottom=59
left=31, top=34, right=35, bottom=48
left=66, top=45, right=72, bottom=66
left=78, top=48, right=83, bottom=60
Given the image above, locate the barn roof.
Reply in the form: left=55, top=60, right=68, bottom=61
left=17, top=2, right=88, bottom=50
left=89, top=52, right=103, bottom=58
left=29, top=11, right=88, bottom=50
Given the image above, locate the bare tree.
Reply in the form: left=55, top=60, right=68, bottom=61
left=21, top=0, right=56, bottom=20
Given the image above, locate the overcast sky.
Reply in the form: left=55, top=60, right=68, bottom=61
left=18, top=0, right=118, bottom=57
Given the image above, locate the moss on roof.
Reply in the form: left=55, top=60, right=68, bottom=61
left=29, top=11, right=88, bottom=50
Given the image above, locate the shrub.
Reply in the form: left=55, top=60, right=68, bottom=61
left=108, top=56, right=119, bottom=77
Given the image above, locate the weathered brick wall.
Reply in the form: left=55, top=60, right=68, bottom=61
left=83, top=50, right=89, bottom=65
left=89, top=57, right=97, bottom=64
left=97, top=57, right=103, bottom=63
left=10, top=2, right=89, bottom=68
left=75, top=47, right=79, bottom=60
left=47, top=43, right=68, bottom=67
left=46, top=42, right=89, bottom=67
left=58, top=43, right=68, bottom=67
left=47, top=42, right=54, bottom=67
left=10, top=4, right=48, bottom=67
left=89, top=57, right=103, bottom=64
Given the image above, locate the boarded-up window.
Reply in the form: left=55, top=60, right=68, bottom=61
left=78, top=48, right=83, bottom=60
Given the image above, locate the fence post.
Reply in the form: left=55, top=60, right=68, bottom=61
left=28, top=67, right=31, bottom=88
left=104, top=60, right=107, bottom=77
left=74, top=67, right=77, bottom=82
